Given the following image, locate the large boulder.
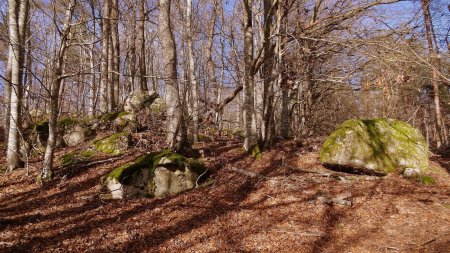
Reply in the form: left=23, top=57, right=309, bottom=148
left=104, top=150, right=208, bottom=199
left=124, top=90, right=159, bottom=113
left=93, top=132, right=131, bottom=155
left=320, top=118, right=429, bottom=176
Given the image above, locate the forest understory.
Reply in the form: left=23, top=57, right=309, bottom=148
left=0, top=128, right=449, bottom=253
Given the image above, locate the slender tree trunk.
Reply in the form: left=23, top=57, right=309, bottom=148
left=186, top=0, right=199, bottom=143
left=277, top=2, right=289, bottom=139
left=421, top=0, right=446, bottom=147
left=6, top=0, right=29, bottom=170
left=242, top=0, right=258, bottom=151
left=99, top=0, right=110, bottom=113
left=159, top=0, right=189, bottom=151
left=205, top=0, right=218, bottom=120
left=110, top=0, right=119, bottom=107
left=4, top=44, right=12, bottom=144
left=137, top=0, right=147, bottom=91
left=41, top=0, right=76, bottom=181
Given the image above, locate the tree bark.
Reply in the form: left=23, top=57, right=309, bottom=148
left=41, top=0, right=76, bottom=181
left=242, top=0, right=258, bottom=151
left=99, top=0, right=110, bottom=113
left=205, top=0, right=218, bottom=117
left=6, top=0, right=29, bottom=170
left=421, top=0, right=446, bottom=147
left=186, top=0, right=199, bottom=143
left=159, top=0, right=189, bottom=151
left=110, top=0, right=119, bottom=109
left=137, top=0, right=147, bottom=91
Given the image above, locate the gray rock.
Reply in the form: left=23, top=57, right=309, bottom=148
left=63, top=125, right=85, bottom=147
left=112, top=112, right=138, bottom=132
left=124, top=90, right=159, bottom=113
left=104, top=151, right=207, bottom=199
left=320, top=118, right=429, bottom=176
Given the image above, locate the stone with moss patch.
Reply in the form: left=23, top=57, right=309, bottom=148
left=104, top=150, right=208, bottom=199
left=320, top=118, right=429, bottom=176
left=93, top=132, right=131, bottom=155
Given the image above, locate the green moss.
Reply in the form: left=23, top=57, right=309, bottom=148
left=251, top=145, right=262, bottom=160
left=420, top=175, right=435, bottom=185
left=93, top=132, right=130, bottom=155
left=320, top=118, right=429, bottom=175
left=107, top=150, right=208, bottom=184
left=61, top=150, right=95, bottom=167
left=57, top=117, right=77, bottom=128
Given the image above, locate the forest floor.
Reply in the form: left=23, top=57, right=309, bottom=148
left=0, top=131, right=449, bottom=252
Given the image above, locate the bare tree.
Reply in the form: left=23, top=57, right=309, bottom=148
left=40, top=0, right=76, bottom=181
left=6, top=0, right=29, bottom=171
left=159, top=0, right=189, bottom=151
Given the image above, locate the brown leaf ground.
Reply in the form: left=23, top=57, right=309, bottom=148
left=0, top=136, right=449, bottom=253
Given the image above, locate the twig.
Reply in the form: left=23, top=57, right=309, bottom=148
left=272, top=230, right=324, bottom=237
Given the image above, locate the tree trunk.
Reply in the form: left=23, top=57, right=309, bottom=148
left=186, top=0, right=199, bottom=143
left=159, top=0, right=189, bottom=151
left=110, top=0, right=119, bottom=109
left=6, top=0, right=29, bottom=171
left=4, top=44, right=12, bottom=144
left=99, top=0, right=110, bottom=113
left=242, top=0, right=258, bottom=151
left=137, top=0, right=147, bottom=91
left=421, top=0, right=446, bottom=147
left=41, top=0, right=76, bottom=181
left=206, top=0, right=218, bottom=121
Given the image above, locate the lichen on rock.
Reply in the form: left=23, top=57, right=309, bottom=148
left=320, top=118, right=429, bottom=176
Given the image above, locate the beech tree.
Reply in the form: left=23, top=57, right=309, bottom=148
left=5, top=0, right=29, bottom=171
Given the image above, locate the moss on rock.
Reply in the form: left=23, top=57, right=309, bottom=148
left=61, top=150, right=96, bottom=167
left=105, top=150, right=208, bottom=199
left=93, top=132, right=131, bottom=155
left=320, top=118, right=429, bottom=175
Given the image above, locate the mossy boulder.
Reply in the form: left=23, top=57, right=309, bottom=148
left=124, top=91, right=159, bottom=113
left=93, top=132, right=131, bottom=155
left=320, top=118, right=429, bottom=176
left=104, top=150, right=208, bottom=199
